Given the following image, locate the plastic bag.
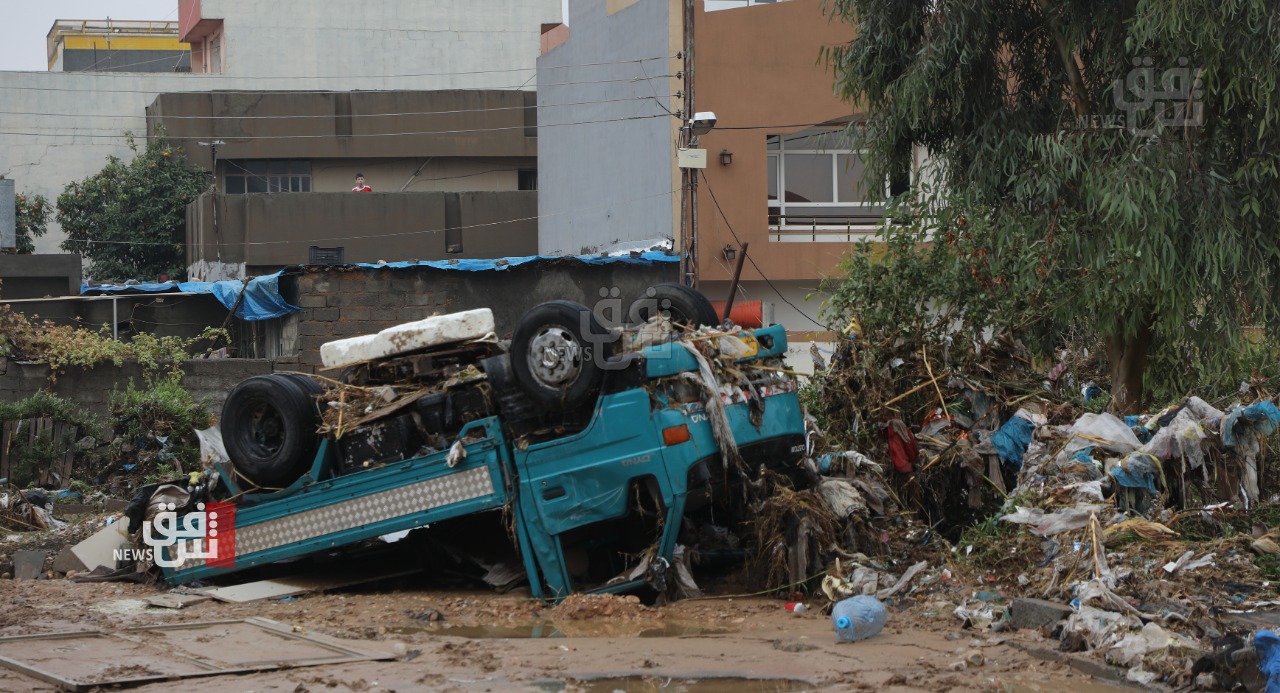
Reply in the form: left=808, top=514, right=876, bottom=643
left=1001, top=504, right=1105, bottom=536
left=1141, top=408, right=1207, bottom=469
left=1061, top=413, right=1143, bottom=459
left=818, top=479, right=867, bottom=519
left=1061, top=605, right=1140, bottom=650
left=195, top=425, right=230, bottom=467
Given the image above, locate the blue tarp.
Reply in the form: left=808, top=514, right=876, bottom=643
left=990, top=415, right=1036, bottom=470
left=347, top=250, right=678, bottom=271
left=80, top=253, right=679, bottom=320
left=82, top=271, right=298, bottom=321
left=1223, top=401, right=1280, bottom=447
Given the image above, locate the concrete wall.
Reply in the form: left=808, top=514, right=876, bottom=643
left=148, top=90, right=538, bottom=163
left=536, top=0, right=684, bottom=255
left=186, top=191, right=539, bottom=276
left=0, top=358, right=273, bottom=421
left=181, top=0, right=561, bottom=81
left=289, top=260, right=677, bottom=372
left=1, top=0, right=562, bottom=255
left=0, top=255, right=82, bottom=300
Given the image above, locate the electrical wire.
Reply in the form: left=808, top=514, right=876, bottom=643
left=0, top=112, right=676, bottom=141
left=697, top=171, right=832, bottom=331
left=219, top=158, right=522, bottom=189
left=0, top=93, right=681, bottom=121
left=63, top=185, right=682, bottom=247
left=0, top=73, right=679, bottom=96
left=8, top=54, right=676, bottom=81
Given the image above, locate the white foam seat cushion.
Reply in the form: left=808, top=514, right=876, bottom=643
left=320, top=308, right=495, bottom=369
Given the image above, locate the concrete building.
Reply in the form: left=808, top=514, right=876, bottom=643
left=146, top=89, right=539, bottom=278
left=47, top=20, right=191, bottom=73
left=537, top=0, right=871, bottom=358
left=0, top=0, right=562, bottom=257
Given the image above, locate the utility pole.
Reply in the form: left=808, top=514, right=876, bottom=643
left=681, top=0, right=698, bottom=288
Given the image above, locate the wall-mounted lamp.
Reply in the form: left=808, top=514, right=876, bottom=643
left=722, top=244, right=737, bottom=261
left=719, top=149, right=733, bottom=166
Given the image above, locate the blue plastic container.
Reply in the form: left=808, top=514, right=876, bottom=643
left=832, top=595, right=887, bottom=642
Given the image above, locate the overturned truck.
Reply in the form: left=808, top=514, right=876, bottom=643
left=149, top=285, right=808, bottom=600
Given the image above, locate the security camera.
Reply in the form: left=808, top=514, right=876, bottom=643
left=689, top=111, right=717, bottom=137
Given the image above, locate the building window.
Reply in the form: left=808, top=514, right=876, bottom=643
left=767, top=129, right=888, bottom=234
left=706, top=0, right=783, bottom=11
left=518, top=169, right=537, bottom=191
left=209, top=36, right=222, bottom=74
left=223, top=160, right=312, bottom=194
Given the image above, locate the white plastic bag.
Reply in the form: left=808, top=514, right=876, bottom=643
left=1001, top=504, right=1105, bottom=536
left=1061, top=413, right=1143, bottom=458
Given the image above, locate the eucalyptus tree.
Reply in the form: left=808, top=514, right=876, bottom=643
left=824, top=0, right=1280, bottom=411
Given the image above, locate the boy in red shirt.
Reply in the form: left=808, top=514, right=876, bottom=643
left=352, top=173, right=372, bottom=192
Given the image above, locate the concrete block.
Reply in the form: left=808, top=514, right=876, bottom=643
left=320, top=308, right=495, bottom=369
left=309, top=307, right=339, bottom=322
left=52, top=547, right=86, bottom=574
left=297, top=294, right=328, bottom=308
left=299, top=322, right=332, bottom=337
left=14, top=550, right=46, bottom=580
left=1008, top=598, right=1073, bottom=631
left=339, top=307, right=379, bottom=322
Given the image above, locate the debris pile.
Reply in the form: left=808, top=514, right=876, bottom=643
left=805, top=327, right=1280, bottom=688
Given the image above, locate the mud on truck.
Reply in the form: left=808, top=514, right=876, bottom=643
left=129, top=284, right=813, bottom=601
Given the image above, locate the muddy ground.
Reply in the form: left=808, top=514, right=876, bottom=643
left=0, top=575, right=1141, bottom=693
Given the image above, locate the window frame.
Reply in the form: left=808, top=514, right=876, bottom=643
left=222, top=159, right=312, bottom=195
left=767, top=130, right=890, bottom=236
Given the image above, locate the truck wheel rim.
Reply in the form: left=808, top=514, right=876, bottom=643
left=526, top=326, right=582, bottom=388
left=247, top=401, right=285, bottom=456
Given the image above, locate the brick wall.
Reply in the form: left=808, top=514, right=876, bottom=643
left=0, top=357, right=274, bottom=421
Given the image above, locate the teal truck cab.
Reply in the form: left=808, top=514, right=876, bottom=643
left=154, top=286, right=807, bottom=600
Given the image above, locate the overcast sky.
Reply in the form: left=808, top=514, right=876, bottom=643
left=0, top=1, right=179, bottom=72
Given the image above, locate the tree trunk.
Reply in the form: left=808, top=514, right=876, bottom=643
left=1105, top=319, right=1152, bottom=415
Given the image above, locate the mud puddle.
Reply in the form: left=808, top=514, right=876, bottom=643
left=392, top=622, right=732, bottom=639
left=567, top=677, right=811, bottom=693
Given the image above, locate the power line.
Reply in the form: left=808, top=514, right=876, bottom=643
left=0, top=111, right=676, bottom=141
left=0, top=72, right=678, bottom=96
left=62, top=186, right=682, bottom=248
left=0, top=93, right=679, bottom=121
left=9, top=54, right=675, bottom=81
left=697, top=171, right=832, bottom=331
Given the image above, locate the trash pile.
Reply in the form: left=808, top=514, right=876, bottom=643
left=804, top=327, right=1280, bottom=688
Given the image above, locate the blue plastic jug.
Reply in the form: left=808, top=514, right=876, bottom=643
left=832, top=595, right=887, bottom=642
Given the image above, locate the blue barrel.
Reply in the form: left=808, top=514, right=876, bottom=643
left=832, top=595, right=887, bottom=642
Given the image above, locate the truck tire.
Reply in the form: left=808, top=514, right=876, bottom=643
left=480, top=354, right=539, bottom=436
left=627, top=283, right=720, bottom=329
left=221, top=374, right=322, bottom=488
left=510, top=301, right=612, bottom=411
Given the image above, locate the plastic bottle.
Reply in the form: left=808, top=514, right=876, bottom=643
left=831, top=595, right=887, bottom=642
